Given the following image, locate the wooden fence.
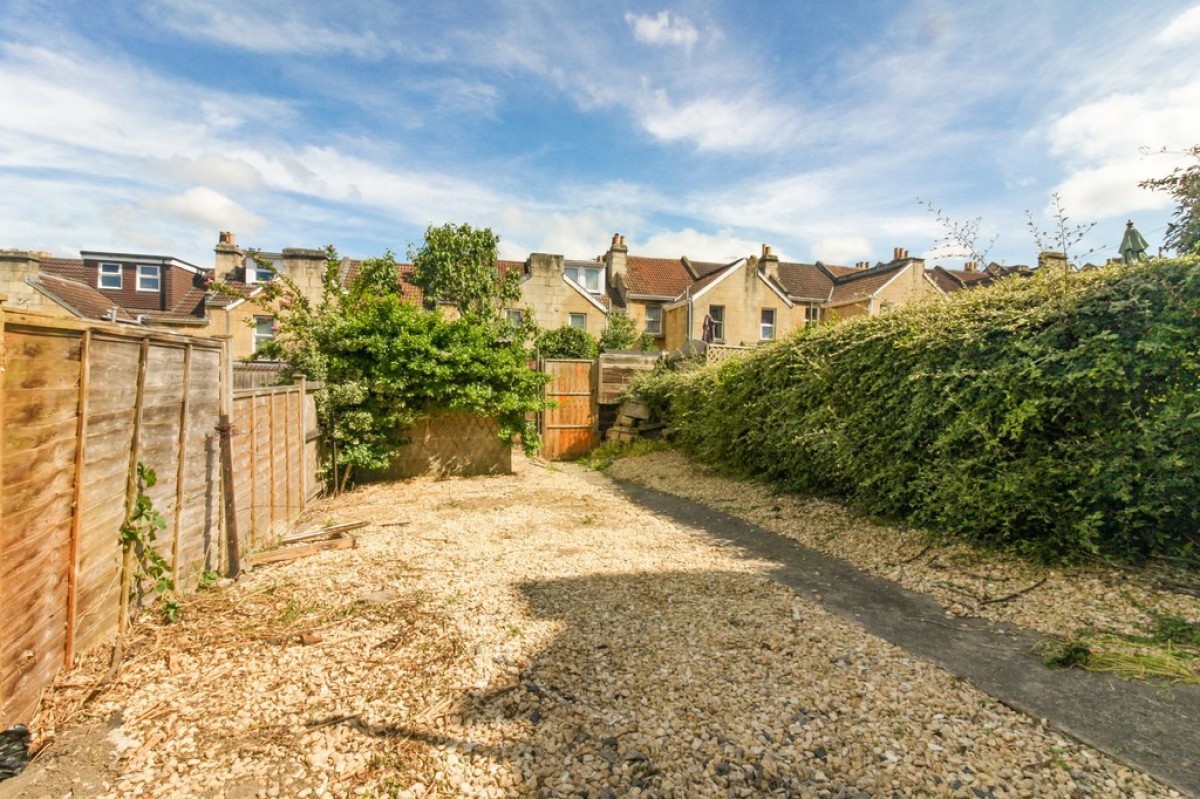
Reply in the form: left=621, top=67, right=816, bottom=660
left=230, top=379, right=320, bottom=552
left=0, top=307, right=321, bottom=727
left=705, top=343, right=753, bottom=365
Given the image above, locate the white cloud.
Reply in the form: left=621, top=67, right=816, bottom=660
left=634, top=228, right=764, bottom=262
left=639, top=90, right=794, bottom=152
left=143, top=0, right=383, bottom=55
left=159, top=187, right=268, bottom=234
left=1054, top=161, right=1173, bottom=220
left=1158, top=3, right=1200, bottom=45
left=624, top=10, right=700, bottom=51
left=811, top=236, right=872, bottom=265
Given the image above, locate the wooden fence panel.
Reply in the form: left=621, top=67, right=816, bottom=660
left=230, top=381, right=320, bottom=555
left=0, top=325, right=80, bottom=724
left=1, top=308, right=321, bottom=727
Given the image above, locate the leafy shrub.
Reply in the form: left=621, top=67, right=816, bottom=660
left=630, top=258, right=1200, bottom=561
left=538, top=325, right=600, bottom=359
left=599, top=312, right=638, bottom=351
left=253, top=249, right=548, bottom=489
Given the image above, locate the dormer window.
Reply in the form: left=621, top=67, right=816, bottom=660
left=565, top=264, right=603, bottom=294
left=248, top=256, right=279, bottom=284
left=99, top=262, right=121, bottom=289
left=136, top=264, right=161, bottom=292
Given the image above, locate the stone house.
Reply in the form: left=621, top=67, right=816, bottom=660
left=598, top=237, right=943, bottom=351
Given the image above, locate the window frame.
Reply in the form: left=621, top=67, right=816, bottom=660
left=760, top=308, right=776, bottom=340
left=569, top=313, right=587, bottom=330
left=644, top=305, right=663, bottom=336
left=506, top=309, right=523, bottom=326
left=136, top=264, right=161, bottom=292
left=253, top=315, right=276, bottom=353
left=565, top=265, right=603, bottom=294
left=805, top=304, right=821, bottom=326
left=708, top=305, right=725, bottom=342
left=98, top=262, right=122, bottom=290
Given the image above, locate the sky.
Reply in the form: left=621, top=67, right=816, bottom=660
left=2, top=0, right=1199, bottom=269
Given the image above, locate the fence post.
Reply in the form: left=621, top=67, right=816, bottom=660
left=64, top=329, right=91, bottom=666
left=294, top=374, right=307, bottom=511
left=117, top=337, right=150, bottom=646
left=171, top=343, right=192, bottom=578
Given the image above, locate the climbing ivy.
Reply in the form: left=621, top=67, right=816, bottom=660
left=120, top=463, right=181, bottom=623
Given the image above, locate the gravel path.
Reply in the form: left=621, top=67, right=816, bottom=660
left=8, top=457, right=1180, bottom=798
left=606, top=450, right=1200, bottom=643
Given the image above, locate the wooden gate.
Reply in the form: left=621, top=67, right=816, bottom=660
left=540, top=358, right=598, bottom=460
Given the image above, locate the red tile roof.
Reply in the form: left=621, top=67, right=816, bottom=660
left=623, top=256, right=696, bottom=298
left=775, top=262, right=836, bottom=300
left=39, top=257, right=89, bottom=283
left=828, top=262, right=907, bottom=304
left=27, top=273, right=135, bottom=321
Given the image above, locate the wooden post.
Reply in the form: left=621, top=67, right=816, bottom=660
left=248, top=392, right=258, bottom=548
left=118, top=337, right=150, bottom=644
left=171, top=343, right=192, bottom=578
left=214, top=336, right=233, bottom=570
left=294, top=374, right=307, bottom=511
left=213, top=336, right=240, bottom=577
left=268, top=390, right=277, bottom=535
left=64, top=329, right=91, bottom=666
left=217, top=413, right=241, bottom=578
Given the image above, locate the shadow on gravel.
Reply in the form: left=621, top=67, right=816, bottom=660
left=605, top=479, right=1200, bottom=798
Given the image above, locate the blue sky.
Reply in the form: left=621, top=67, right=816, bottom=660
left=3, top=0, right=1199, bottom=268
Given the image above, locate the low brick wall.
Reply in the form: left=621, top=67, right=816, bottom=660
left=365, top=412, right=512, bottom=480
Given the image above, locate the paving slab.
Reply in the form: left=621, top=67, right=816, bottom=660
left=612, top=478, right=1200, bottom=797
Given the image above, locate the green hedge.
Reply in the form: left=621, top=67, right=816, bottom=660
left=632, top=258, right=1200, bottom=560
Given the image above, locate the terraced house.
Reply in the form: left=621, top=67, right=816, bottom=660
left=3, top=231, right=979, bottom=360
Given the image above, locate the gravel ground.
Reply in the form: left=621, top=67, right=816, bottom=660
left=606, top=450, right=1200, bottom=643
left=8, top=456, right=1180, bottom=798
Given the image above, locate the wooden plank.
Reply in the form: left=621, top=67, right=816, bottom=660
left=243, top=532, right=356, bottom=566
left=2, top=387, right=81, bottom=426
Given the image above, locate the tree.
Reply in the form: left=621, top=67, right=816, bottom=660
left=1024, top=192, right=1096, bottom=266
left=918, top=197, right=997, bottom=266
left=538, top=325, right=599, bottom=359
left=599, top=312, right=638, bottom=350
left=408, top=223, right=521, bottom=320
left=1140, top=145, right=1200, bottom=255
left=254, top=248, right=548, bottom=490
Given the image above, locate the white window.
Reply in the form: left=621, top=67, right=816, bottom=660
left=709, top=305, right=725, bottom=342
left=565, top=265, right=602, bottom=293
left=136, top=264, right=161, bottom=292
left=99, top=262, right=122, bottom=289
left=761, top=308, right=776, bottom=340
left=644, top=306, right=663, bottom=336
left=253, top=316, right=276, bottom=352
left=805, top=305, right=821, bottom=326
left=248, top=256, right=279, bottom=284
left=569, top=313, right=587, bottom=330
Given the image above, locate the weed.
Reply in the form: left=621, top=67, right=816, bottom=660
left=1150, top=612, right=1200, bottom=647
left=199, top=569, right=221, bottom=590
left=583, top=438, right=671, bottom=471
left=1040, top=638, right=1092, bottom=669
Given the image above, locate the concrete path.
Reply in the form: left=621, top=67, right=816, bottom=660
left=613, top=479, right=1200, bottom=797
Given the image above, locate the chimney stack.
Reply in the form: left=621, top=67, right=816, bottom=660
left=964, top=261, right=977, bottom=273
left=0, top=249, right=49, bottom=310
left=1038, top=251, right=1069, bottom=275
left=759, top=243, right=780, bottom=281
left=214, top=230, right=244, bottom=278
left=605, top=233, right=629, bottom=297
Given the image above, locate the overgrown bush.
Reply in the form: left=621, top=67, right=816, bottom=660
left=538, top=325, right=600, bottom=359
left=631, top=258, right=1200, bottom=561
left=252, top=249, right=548, bottom=489
left=599, top=312, right=638, bottom=350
